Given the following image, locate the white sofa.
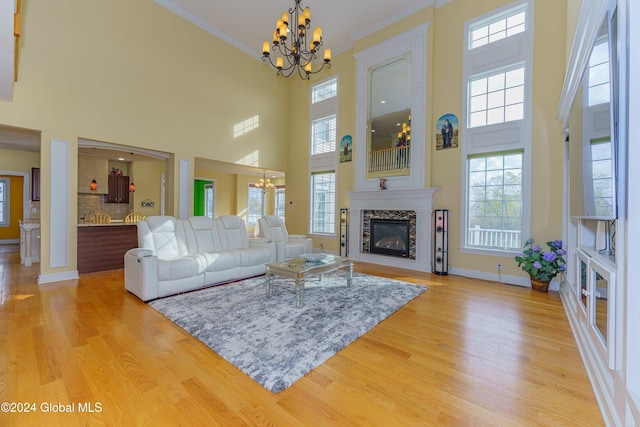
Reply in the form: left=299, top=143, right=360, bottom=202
left=256, top=215, right=313, bottom=262
left=124, top=215, right=276, bottom=301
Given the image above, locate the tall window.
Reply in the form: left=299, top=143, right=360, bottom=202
left=310, top=171, right=336, bottom=234
left=247, top=184, right=263, bottom=225
left=466, top=152, right=523, bottom=250
left=204, top=183, right=215, bottom=218
left=462, top=1, right=532, bottom=253
left=468, top=5, right=526, bottom=49
left=468, top=66, right=525, bottom=128
left=312, top=78, right=338, bottom=104
left=311, top=115, right=337, bottom=154
left=309, top=76, right=338, bottom=236
left=590, top=139, right=614, bottom=216
left=0, top=178, right=9, bottom=226
left=588, top=37, right=611, bottom=106
left=275, top=186, right=286, bottom=219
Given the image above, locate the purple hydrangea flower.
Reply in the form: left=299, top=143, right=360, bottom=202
left=533, top=261, right=542, bottom=269
left=552, top=240, right=563, bottom=248
left=543, top=251, right=557, bottom=262
left=532, top=245, right=542, bottom=252
left=558, top=249, right=566, bottom=256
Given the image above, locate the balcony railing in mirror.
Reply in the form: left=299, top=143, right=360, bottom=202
left=368, top=146, right=411, bottom=176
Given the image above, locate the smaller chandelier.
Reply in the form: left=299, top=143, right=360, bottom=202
left=261, top=0, right=331, bottom=80
left=255, top=171, right=275, bottom=192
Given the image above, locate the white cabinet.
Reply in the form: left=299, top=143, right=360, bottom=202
left=575, top=243, right=616, bottom=369
left=19, top=222, right=40, bottom=266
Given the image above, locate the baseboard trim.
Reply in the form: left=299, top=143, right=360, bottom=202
left=38, top=270, right=79, bottom=284
left=448, top=266, right=561, bottom=291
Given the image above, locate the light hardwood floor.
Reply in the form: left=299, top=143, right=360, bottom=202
left=0, top=245, right=604, bottom=426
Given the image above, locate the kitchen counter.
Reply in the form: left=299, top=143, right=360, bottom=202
left=77, top=224, right=138, bottom=273
left=77, top=220, right=128, bottom=227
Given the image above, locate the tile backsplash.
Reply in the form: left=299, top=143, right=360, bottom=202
left=28, top=200, right=41, bottom=220
left=78, top=194, right=132, bottom=222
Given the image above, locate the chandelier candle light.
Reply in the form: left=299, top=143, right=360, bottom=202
left=262, top=0, right=331, bottom=79
left=255, top=170, right=275, bottom=193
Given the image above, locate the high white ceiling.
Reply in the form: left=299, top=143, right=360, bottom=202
left=155, top=0, right=437, bottom=59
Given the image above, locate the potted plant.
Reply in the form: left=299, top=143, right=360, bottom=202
left=514, top=238, right=566, bottom=292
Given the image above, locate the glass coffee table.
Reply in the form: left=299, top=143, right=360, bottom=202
left=265, top=255, right=353, bottom=308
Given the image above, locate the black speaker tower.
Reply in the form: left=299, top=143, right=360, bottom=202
left=433, top=209, right=448, bottom=275
left=340, top=208, right=349, bottom=256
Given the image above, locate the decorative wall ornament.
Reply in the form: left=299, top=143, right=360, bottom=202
left=436, top=113, right=459, bottom=150
left=340, top=135, right=352, bottom=163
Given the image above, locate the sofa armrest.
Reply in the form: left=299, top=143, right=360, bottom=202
left=124, top=248, right=159, bottom=301
left=249, top=239, right=277, bottom=262
left=126, top=248, right=154, bottom=259
left=250, top=237, right=271, bottom=244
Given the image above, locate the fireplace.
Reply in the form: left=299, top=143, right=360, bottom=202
left=370, top=219, right=410, bottom=258
left=347, top=188, right=437, bottom=273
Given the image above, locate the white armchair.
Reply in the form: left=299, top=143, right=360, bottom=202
left=257, top=215, right=313, bottom=262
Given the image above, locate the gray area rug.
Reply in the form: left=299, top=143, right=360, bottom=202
left=149, top=271, right=427, bottom=393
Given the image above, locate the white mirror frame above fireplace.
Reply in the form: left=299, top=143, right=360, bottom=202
left=349, top=24, right=437, bottom=272
left=353, top=23, right=429, bottom=192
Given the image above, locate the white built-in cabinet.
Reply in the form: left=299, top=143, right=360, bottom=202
left=567, top=218, right=617, bottom=369
left=558, top=0, right=639, bottom=425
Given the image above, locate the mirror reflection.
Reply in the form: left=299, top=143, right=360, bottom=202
left=594, top=270, right=608, bottom=343
left=568, top=17, right=616, bottom=219
left=579, top=258, right=588, bottom=310
left=367, top=54, right=412, bottom=178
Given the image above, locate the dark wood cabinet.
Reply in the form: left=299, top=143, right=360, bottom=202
left=77, top=225, right=138, bottom=273
left=31, top=167, right=40, bottom=201
left=106, top=174, right=130, bottom=203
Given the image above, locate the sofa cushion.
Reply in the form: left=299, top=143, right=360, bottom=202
left=217, top=215, right=250, bottom=250
left=157, top=255, right=204, bottom=281
left=236, top=247, right=272, bottom=266
left=257, top=215, right=289, bottom=242
left=185, top=216, right=224, bottom=254
left=140, top=216, right=189, bottom=260
left=201, top=251, right=239, bottom=271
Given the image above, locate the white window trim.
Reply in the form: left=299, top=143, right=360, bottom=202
left=309, top=170, right=337, bottom=237
left=465, top=150, right=525, bottom=253
left=460, top=0, right=533, bottom=256
left=309, top=76, right=339, bottom=237
left=275, top=185, right=286, bottom=220
left=246, top=183, right=264, bottom=225
left=205, top=180, right=215, bottom=219
left=0, top=177, right=9, bottom=226
left=468, top=3, right=528, bottom=50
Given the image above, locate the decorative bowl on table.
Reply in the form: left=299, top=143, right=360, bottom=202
left=300, top=253, right=327, bottom=262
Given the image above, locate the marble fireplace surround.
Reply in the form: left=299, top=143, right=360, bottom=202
left=347, top=188, right=437, bottom=272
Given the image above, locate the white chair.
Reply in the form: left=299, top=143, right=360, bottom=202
left=257, top=215, right=313, bottom=262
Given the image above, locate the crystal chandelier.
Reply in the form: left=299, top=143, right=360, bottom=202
left=261, top=0, right=331, bottom=80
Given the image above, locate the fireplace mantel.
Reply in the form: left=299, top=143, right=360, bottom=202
left=347, top=188, right=437, bottom=272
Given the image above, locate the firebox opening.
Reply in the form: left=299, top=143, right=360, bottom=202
left=370, top=219, right=410, bottom=258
